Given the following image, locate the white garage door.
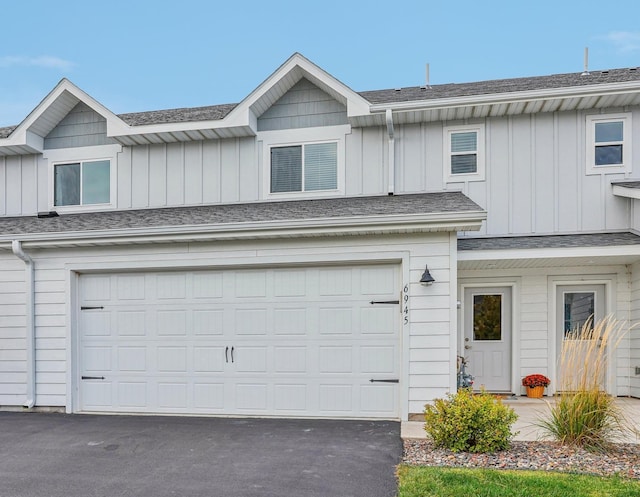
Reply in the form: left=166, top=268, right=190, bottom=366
left=78, top=264, right=401, bottom=418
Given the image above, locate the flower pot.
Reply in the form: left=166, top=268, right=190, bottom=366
left=526, top=386, right=545, bottom=398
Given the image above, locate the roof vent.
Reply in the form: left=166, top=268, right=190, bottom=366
left=420, top=63, right=432, bottom=90
left=581, top=47, right=590, bottom=76
left=395, top=88, right=401, bottom=92
left=601, top=70, right=609, bottom=75
left=37, top=211, right=59, bottom=218
left=630, top=67, right=638, bottom=72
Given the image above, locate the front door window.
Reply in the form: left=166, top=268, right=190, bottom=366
left=473, top=294, right=502, bottom=341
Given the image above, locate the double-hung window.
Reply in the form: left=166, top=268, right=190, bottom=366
left=586, top=113, right=631, bottom=174
left=444, top=124, right=485, bottom=182
left=271, top=142, right=337, bottom=193
left=54, top=159, right=110, bottom=206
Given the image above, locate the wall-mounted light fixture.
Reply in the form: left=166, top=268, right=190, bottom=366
left=420, top=265, right=435, bottom=285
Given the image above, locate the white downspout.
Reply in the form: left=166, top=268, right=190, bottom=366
left=386, top=109, right=395, bottom=195
left=11, top=240, right=35, bottom=408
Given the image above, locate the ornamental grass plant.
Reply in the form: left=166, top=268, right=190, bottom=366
left=538, top=316, right=637, bottom=452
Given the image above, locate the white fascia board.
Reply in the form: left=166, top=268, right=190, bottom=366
left=6, top=210, right=486, bottom=248
left=457, top=244, right=640, bottom=262
left=0, top=79, right=131, bottom=152
left=368, top=81, right=640, bottom=114
left=612, top=185, right=640, bottom=200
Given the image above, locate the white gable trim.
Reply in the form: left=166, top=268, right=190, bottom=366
left=0, top=79, right=130, bottom=154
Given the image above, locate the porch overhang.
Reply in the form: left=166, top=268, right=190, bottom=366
left=457, top=232, right=640, bottom=270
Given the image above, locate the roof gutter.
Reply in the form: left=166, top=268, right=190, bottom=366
left=11, top=240, right=35, bottom=409
left=386, top=109, right=395, bottom=195
left=0, top=211, right=487, bottom=249
left=368, top=80, right=640, bottom=113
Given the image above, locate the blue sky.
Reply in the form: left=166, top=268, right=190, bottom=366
left=1, top=0, right=640, bottom=127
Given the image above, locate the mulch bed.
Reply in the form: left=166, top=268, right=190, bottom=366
left=403, top=439, right=640, bottom=479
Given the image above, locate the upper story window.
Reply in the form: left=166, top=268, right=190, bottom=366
left=44, top=144, right=120, bottom=212
left=54, top=160, right=110, bottom=206
left=586, top=113, right=631, bottom=175
left=260, top=125, right=349, bottom=199
left=444, top=124, right=485, bottom=182
left=271, top=142, right=337, bottom=193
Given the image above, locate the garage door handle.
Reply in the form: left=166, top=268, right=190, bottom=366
left=231, top=346, right=234, bottom=363
left=81, top=306, right=104, bottom=310
left=81, top=376, right=105, bottom=380
left=225, top=347, right=229, bottom=363
left=369, top=379, right=399, bottom=383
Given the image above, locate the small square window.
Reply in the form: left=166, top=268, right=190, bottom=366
left=54, top=159, right=110, bottom=206
left=270, top=142, right=337, bottom=193
left=586, top=113, right=631, bottom=174
left=444, top=125, right=485, bottom=182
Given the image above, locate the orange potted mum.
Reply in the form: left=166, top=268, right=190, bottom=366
left=522, top=374, right=550, bottom=398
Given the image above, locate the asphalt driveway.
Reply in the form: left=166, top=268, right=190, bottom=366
left=0, top=412, right=401, bottom=497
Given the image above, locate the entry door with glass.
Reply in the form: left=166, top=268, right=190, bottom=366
left=556, top=285, right=606, bottom=391
left=463, top=287, right=512, bottom=392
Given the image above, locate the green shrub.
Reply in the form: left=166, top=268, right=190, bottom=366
left=424, top=388, right=518, bottom=453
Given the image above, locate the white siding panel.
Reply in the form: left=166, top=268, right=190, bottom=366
left=425, top=123, right=443, bottom=190
left=557, top=113, right=579, bottom=232
left=117, top=147, right=132, bottom=208
left=486, top=118, right=509, bottom=233
left=184, top=141, right=203, bottom=204
left=202, top=140, right=221, bottom=203
left=131, top=146, right=149, bottom=208
left=220, top=140, right=239, bottom=203
left=239, top=137, right=257, bottom=202
left=399, top=124, right=425, bottom=193
left=361, top=127, right=385, bottom=195
left=5, top=156, right=22, bottom=216
left=534, top=114, right=555, bottom=233
left=345, top=128, right=362, bottom=195
left=148, top=144, right=167, bottom=207
left=166, top=143, right=185, bottom=205
left=631, top=261, right=640, bottom=398
left=510, top=116, right=532, bottom=233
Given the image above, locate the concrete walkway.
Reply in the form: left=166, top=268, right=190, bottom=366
left=402, top=397, right=640, bottom=443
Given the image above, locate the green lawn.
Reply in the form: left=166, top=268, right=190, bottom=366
left=397, top=466, right=640, bottom=497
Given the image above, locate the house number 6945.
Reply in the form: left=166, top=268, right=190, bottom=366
left=403, top=284, right=409, bottom=325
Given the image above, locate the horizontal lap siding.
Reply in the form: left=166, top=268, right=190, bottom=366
left=0, top=255, right=27, bottom=405
left=459, top=264, right=632, bottom=396
left=18, top=233, right=452, bottom=415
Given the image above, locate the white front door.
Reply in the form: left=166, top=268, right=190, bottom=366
left=77, top=264, right=401, bottom=418
left=556, top=284, right=606, bottom=391
left=463, top=287, right=512, bottom=392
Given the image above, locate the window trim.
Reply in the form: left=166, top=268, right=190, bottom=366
left=443, top=124, right=485, bottom=183
left=260, top=125, right=349, bottom=200
left=585, top=113, right=631, bottom=175
left=44, top=144, right=120, bottom=213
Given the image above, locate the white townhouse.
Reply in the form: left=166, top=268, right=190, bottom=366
left=0, top=54, right=639, bottom=420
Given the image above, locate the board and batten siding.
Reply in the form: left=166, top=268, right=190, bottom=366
left=0, top=154, right=39, bottom=216
left=0, top=254, right=27, bottom=405
left=396, top=107, right=639, bottom=236
left=459, top=263, right=633, bottom=396
left=4, top=233, right=454, bottom=416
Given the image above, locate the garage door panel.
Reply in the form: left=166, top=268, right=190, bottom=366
left=273, top=308, right=307, bottom=335
left=79, top=264, right=400, bottom=418
left=193, top=309, right=224, bottom=335
left=116, top=275, right=146, bottom=300
left=157, top=347, right=187, bottom=372
left=193, top=383, right=225, bottom=409
left=156, top=273, right=187, bottom=299
left=117, top=346, right=146, bottom=372
left=194, top=347, right=225, bottom=372
left=81, top=311, right=111, bottom=336
left=117, top=310, right=147, bottom=336
left=318, top=307, right=353, bottom=334
left=236, top=383, right=268, bottom=410
left=361, top=307, right=396, bottom=335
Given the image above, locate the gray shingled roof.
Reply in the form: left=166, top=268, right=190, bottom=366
left=458, top=232, right=640, bottom=251
left=2, top=67, right=640, bottom=135
left=360, top=68, right=640, bottom=104
left=0, top=192, right=482, bottom=238
left=118, top=103, right=238, bottom=126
